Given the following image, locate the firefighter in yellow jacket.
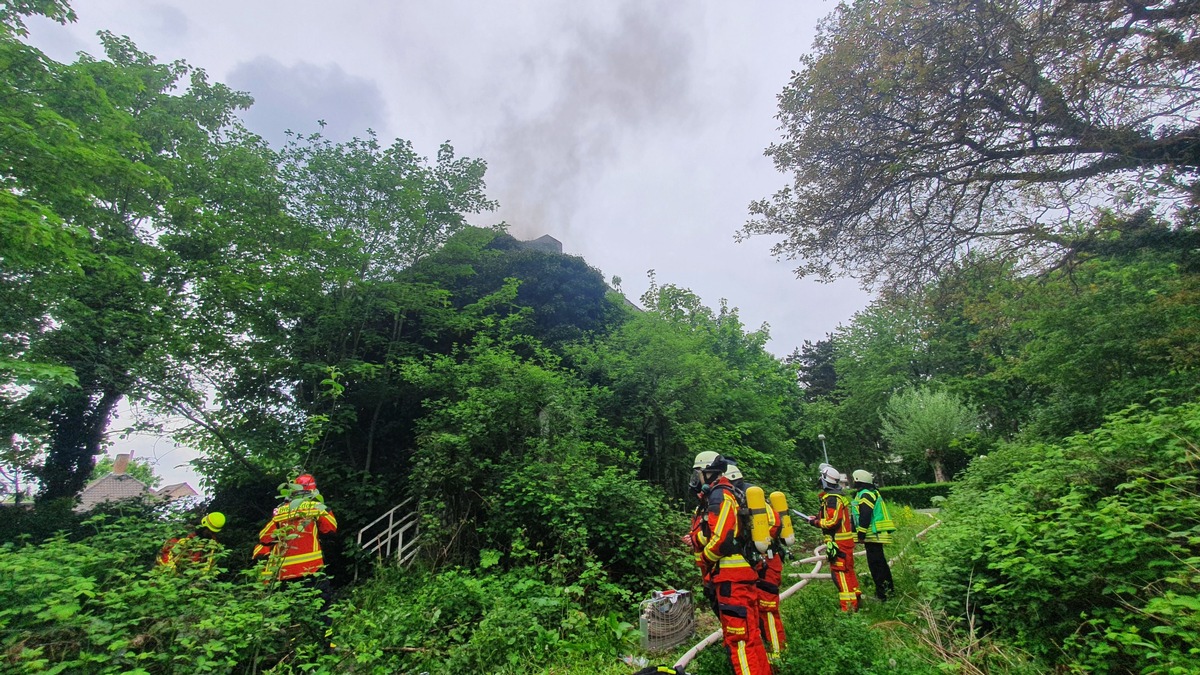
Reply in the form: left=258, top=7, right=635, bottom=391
left=158, top=512, right=225, bottom=575
left=852, top=469, right=896, bottom=601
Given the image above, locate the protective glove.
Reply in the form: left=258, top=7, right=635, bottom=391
left=858, top=532, right=866, bottom=544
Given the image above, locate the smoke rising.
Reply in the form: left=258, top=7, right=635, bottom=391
left=484, top=1, right=697, bottom=240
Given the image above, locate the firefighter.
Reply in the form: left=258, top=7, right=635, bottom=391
left=806, top=465, right=861, bottom=611
left=158, top=511, right=225, bottom=574
left=852, top=469, right=896, bottom=601
left=254, top=473, right=338, bottom=581
left=687, top=452, right=773, bottom=675
left=725, top=461, right=787, bottom=658
left=255, top=473, right=339, bottom=641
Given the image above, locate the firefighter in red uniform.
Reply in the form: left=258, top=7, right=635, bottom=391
left=724, top=461, right=787, bottom=658
left=806, top=464, right=861, bottom=611
left=687, top=452, right=772, bottom=675
left=158, top=512, right=225, bottom=574
left=254, top=474, right=338, bottom=581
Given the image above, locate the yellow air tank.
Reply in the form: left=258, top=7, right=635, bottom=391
left=746, top=485, right=771, bottom=554
left=770, top=491, right=795, bottom=546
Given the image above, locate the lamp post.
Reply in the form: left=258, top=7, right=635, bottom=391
left=818, top=433, right=829, bottom=465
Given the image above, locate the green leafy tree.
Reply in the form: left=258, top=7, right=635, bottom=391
left=571, top=277, right=803, bottom=497
left=1004, top=246, right=1200, bottom=438
left=880, top=386, right=980, bottom=483
left=802, top=299, right=929, bottom=474
left=0, top=435, right=40, bottom=503
left=788, top=336, right=838, bottom=402
left=745, top=0, right=1200, bottom=289
left=0, top=1, right=288, bottom=501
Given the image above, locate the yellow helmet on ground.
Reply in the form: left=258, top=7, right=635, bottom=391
left=201, top=512, right=226, bottom=533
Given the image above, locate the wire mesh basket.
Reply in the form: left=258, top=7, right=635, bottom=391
left=639, top=589, right=695, bottom=652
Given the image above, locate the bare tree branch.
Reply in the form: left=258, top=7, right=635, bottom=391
left=745, top=0, right=1200, bottom=290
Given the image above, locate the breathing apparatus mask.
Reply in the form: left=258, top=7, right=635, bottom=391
left=690, top=451, right=727, bottom=494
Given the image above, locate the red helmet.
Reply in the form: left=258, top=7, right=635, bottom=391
left=295, top=474, right=317, bottom=491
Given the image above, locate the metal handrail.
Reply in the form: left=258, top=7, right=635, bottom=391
left=356, top=497, right=420, bottom=566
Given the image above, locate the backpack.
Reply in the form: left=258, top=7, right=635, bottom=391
left=706, top=482, right=762, bottom=564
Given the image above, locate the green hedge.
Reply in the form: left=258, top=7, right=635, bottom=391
left=879, top=482, right=955, bottom=508
left=916, top=402, right=1200, bottom=673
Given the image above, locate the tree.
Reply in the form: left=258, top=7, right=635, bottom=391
left=570, top=278, right=804, bottom=497
left=879, top=387, right=980, bottom=483
left=7, top=28, right=278, bottom=501
left=744, top=0, right=1200, bottom=290
left=278, top=130, right=496, bottom=279
left=0, top=435, right=40, bottom=503
left=0, top=1, right=296, bottom=502
left=788, top=336, right=838, bottom=402
left=816, top=299, right=930, bottom=471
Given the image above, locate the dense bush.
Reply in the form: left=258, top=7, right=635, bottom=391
left=0, top=513, right=328, bottom=674
left=325, top=559, right=639, bottom=674
left=878, top=482, right=956, bottom=508
left=917, top=402, right=1200, bottom=673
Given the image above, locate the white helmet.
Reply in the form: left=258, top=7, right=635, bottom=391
left=724, top=461, right=743, bottom=481
left=852, top=469, right=874, bottom=484
left=693, top=451, right=723, bottom=471
left=820, top=465, right=842, bottom=488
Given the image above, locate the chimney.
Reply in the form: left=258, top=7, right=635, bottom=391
left=112, top=453, right=131, bottom=475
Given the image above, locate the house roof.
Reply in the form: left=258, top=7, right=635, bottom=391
left=155, top=483, right=199, bottom=499
left=76, top=473, right=150, bottom=512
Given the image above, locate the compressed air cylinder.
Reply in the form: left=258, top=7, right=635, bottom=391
left=746, top=486, right=771, bottom=554
left=770, top=491, right=795, bottom=546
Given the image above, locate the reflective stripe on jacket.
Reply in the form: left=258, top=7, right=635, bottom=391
left=695, top=477, right=758, bottom=583
left=158, top=533, right=220, bottom=573
left=853, top=487, right=895, bottom=544
left=816, top=491, right=856, bottom=541
left=257, top=500, right=338, bottom=580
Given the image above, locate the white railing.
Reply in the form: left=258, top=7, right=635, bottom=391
left=356, top=497, right=420, bottom=567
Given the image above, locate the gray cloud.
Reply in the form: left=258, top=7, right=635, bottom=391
left=146, top=4, right=188, bottom=41
left=484, top=1, right=697, bottom=239
left=226, top=57, right=386, bottom=146
left=23, top=14, right=93, bottom=63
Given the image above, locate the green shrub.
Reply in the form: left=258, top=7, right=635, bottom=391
left=878, top=482, right=955, bottom=508
left=917, top=402, right=1200, bottom=673
left=486, top=448, right=693, bottom=592
left=0, top=512, right=328, bottom=673
left=325, top=559, right=639, bottom=674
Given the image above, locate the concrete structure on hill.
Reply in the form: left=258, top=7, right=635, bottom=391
left=520, top=234, right=563, bottom=254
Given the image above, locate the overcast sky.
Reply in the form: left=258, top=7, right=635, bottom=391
left=27, top=1, right=873, bottom=490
